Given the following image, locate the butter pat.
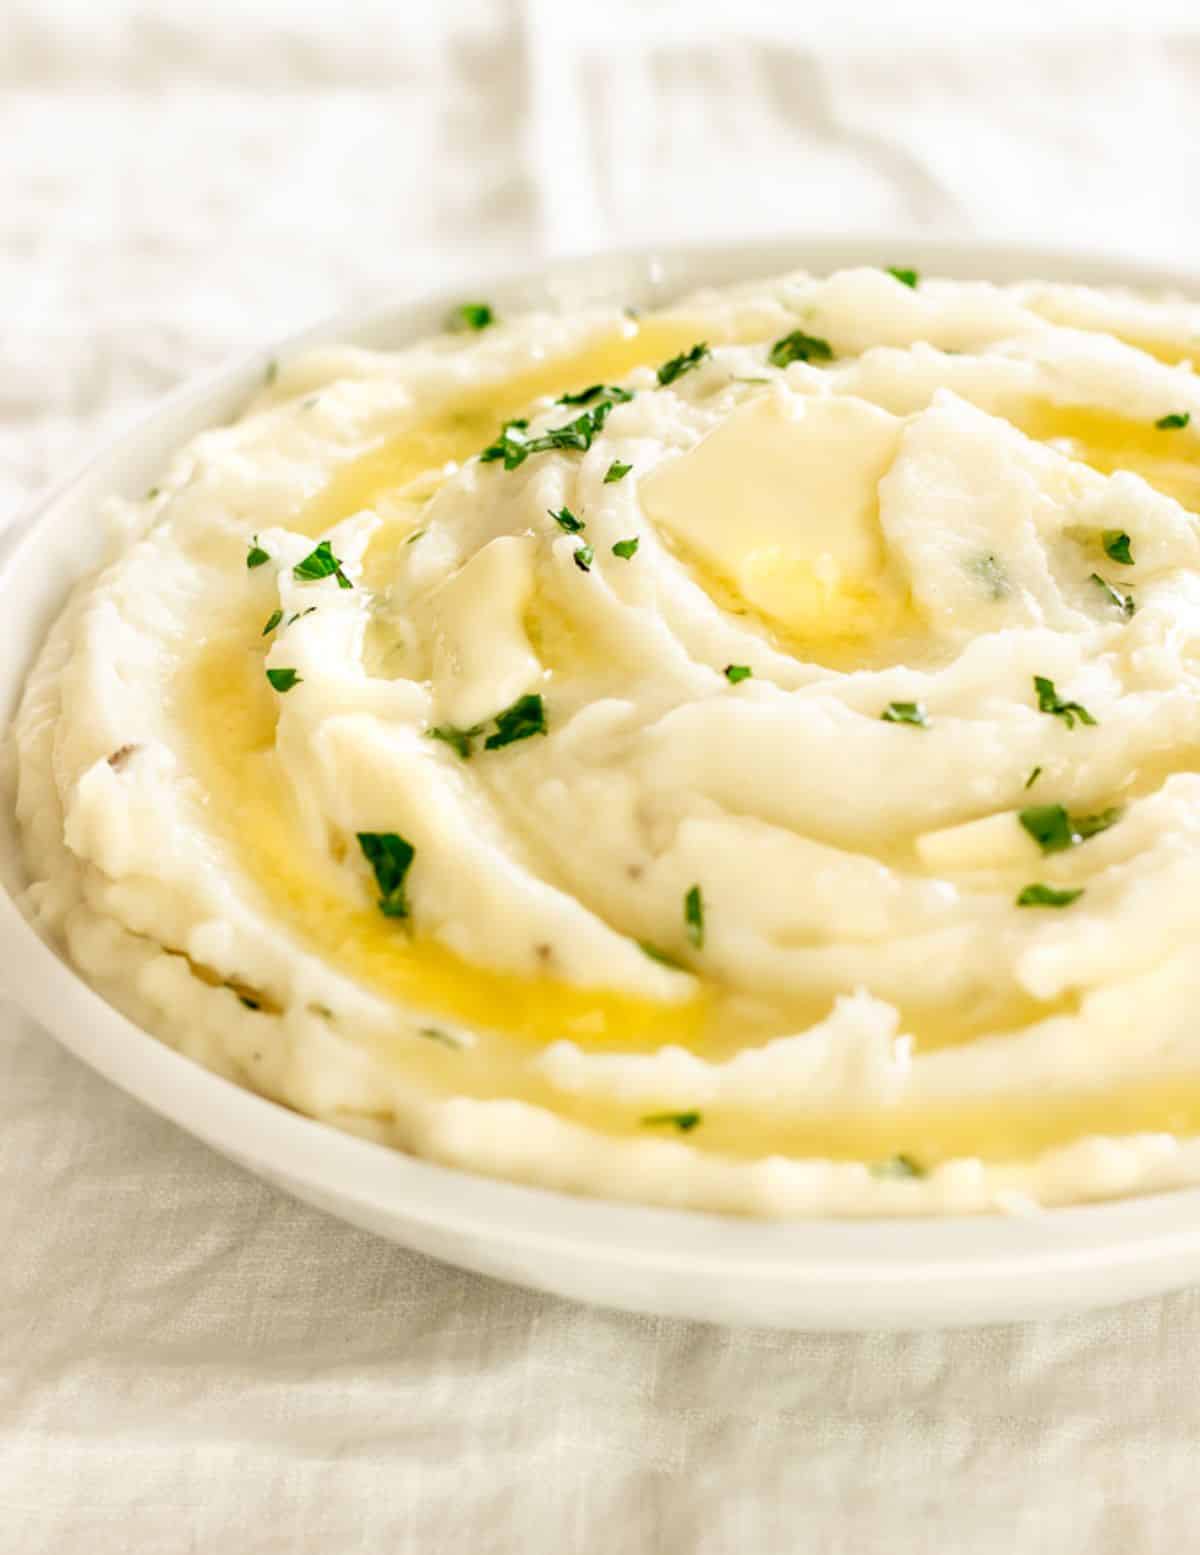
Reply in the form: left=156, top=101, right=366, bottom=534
left=429, top=536, right=541, bottom=727
left=640, top=393, right=901, bottom=637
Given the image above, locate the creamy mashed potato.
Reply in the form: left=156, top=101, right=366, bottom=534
left=17, top=265, right=1200, bottom=1215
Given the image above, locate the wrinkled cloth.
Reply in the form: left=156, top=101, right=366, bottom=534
left=4, top=4, right=1200, bottom=1550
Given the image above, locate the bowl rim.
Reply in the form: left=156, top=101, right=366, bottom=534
left=7, top=229, right=1200, bottom=1297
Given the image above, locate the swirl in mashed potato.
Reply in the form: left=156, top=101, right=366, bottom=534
left=18, top=265, right=1200, bottom=1214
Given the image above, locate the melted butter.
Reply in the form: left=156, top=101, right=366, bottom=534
left=180, top=628, right=711, bottom=1056
left=1018, top=401, right=1200, bottom=511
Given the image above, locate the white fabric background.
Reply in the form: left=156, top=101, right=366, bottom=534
left=5, top=4, right=1200, bottom=1549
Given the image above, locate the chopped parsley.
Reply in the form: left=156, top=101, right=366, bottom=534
left=573, top=543, right=594, bottom=572
left=405, top=528, right=426, bottom=546
left=357, top=832, right=416, bottom=919
left=481, top=401, right=617, bottom=472
left=266, top=667, right=301, bottom=693
left=285, top=606, right=317, bottom=626
left=417, top=1025, right=463, bottom=1050
left=145, top=486, right=160, bottom=500
left=428, top=722, right=483, bottom=760
left=656, top=342, right=710, bottom=386
left=1102, top=530, right=1134, bottom=566
left=549, top=505, right=585, bottom=533
left=684, top=885, right=704, bottom=949
left=261, top=609, right=283, bottom=637
left=604, top=460, right=633, bottom=484
left=881, top=700, right=929, bottom=728
left=871, top=1153, right=925, bottom=1179
left=1033, top=675, right=1096, bottom=729
left=1074, top=807, right=1123, bottom=841
left=612, top=538, right=639, bottom=560
left=768, top=329, right=834, bottom=369
left=264, top=359, right=279, bottom=386
left=294, top=539, right=352, bottom=589
left=1156, top=411, right=1191, bottom=430
left=724, top=664, right=752, bottom=683
left=1024, top=765, right=1043, bottom=790
left=641, top=1110, right=702, bottom=1133
left=1089, top=572, right=1136, bottom=618
left=453, top=302, right=495, bottom=331
left=1016, top=882, right=1084, bottom=909
left=557, top=383, right=632, bottom=406
left=886, top=266, right=920, bottom=289
left=484, top=693, right=546, bottom=750
left=638, top=941, right=685, bottom=970
left=246, top=537, right=270, bottom=569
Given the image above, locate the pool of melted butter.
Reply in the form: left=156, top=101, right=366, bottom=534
left=175, top=317, right=1200, bottom=1170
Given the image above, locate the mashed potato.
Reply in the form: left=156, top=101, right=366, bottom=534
left=17, top=265, right=1200, bottom=1215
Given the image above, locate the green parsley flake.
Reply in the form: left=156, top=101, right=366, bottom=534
left=1016, top=882, right=1084, bottom=909
left=871, top=1153, right=925, bottom=1179
left=405, top=528, right=426, bottom=546
left=145, top=486, right=160, bottom=500
left=484, top=693, right=546, bottom=750
left=558, top=384, right=632, bottom=406
left=1018, top=804, right=1077, bottom=854
left=549, top=505, right=585, bottom=533
left=724, top=664, right=752, bottom=683
left=261, top=609, right=283, bottom=637
left=656, top=342, right=710, bottom=386
left=881, top=701, right=929, bottom=728
left=247, top=538, right=270, bottom=569
left=641, top=1111, right=702, bottom=1133
left=768, top=329, right=834, bottom=369
left=266, top=667, right=302, bottom=693
left=1156, top=411, right=1191, bottom=430
left=264, top=360, right=279, bottom=386
left=886, top=266, right=920, bottom=289
left=481, top=401, right=617, bottom=472
left=428, top=722, right=483, bottom=760
left=1102, top=530, right=1134, bottom=566
left=454, top=302, right=494, bottom=331
left=1089, top=572, right=1136, bottom=618
left=684, top=885, right=704, bottom=949
left=1033, top=675, right=1096, bottom=729
left=573, top=543, right=594, bottom=572
left=604, top=460, right=633, bottom=484
left=1074, top=807, right=1123, bottom=841
left=357, top=832, right=416, bottom=919
left=1024, top=765, right=1043, bottom=790
left=638, top=941, right=685, bottom=970
left=417, top=1026, right=463, bottom=1050
left=612, top=538, right=639, bottom=560
left=294, top=539, right=352, bottom=589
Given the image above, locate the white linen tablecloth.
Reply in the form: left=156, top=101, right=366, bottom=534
left=5, top=5, right=1200, bottom=1549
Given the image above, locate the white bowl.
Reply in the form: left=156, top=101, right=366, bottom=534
left=7, top=234, right=1200, bottom=1331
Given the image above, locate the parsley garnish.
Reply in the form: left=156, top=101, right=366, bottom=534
left=285, top=606, right=317, bottom=626
left=573, top=543, right=594, bottom=572
left=1024, top=765, right=1043, bottom=790
left=145, top=486, right=160, bottom=500
left=481, top=402, right=616, bottom=472
left=294, top=539, right=352, bottom=589
left=549, top=505, right=585, bottom=533
left=1019, top=804, right=1076, bottom=854
left=264, top=360, right=279, bottom=386
left=261, top=609, right=283, bottom=636
left=428, top=722, right=483, bottom=760
left=656, top=342, right=710, bottom=386
left=881, top=701, right=929, bottom=728
left=612, top=538, right=639, bottom=559
left=266, top=667, right=302, bottom=693
left=1033, top=675, right=1096, bottom=729
left=642, top=1111, right=702, bottom=1133
left=638, top=941, right=685, bottom=970
left=557, top=384, right=632, bottom=406
left=684, top=885, right=704, bottom=949
left=484, top=693, right=546, bottom=750
left=768, top=329, right=834, bottom=368
left=417, top=1025, right=463, bottom=1050
left=454, top=302, right=494, bottom=331
left=1089, top=573, right=1136, bottom=618
left=357, top=832, right=416, bottom=918
left=247, top=537, right=270, bottom=569
left=406, top=528, right=426, bottom=546
left=1156, top=411, right=1190, bottom=430
left=886, top=266, right=920, bottom=289
left=1102, top=530, right=1133, bottom=566
left=604, top=460, right=632, bottom=484
left=1016, top=882, right=1084, bottom=909
left=871, top=1153, right=925, bottom=1179
left=724, top=664, right=752, bottom=683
